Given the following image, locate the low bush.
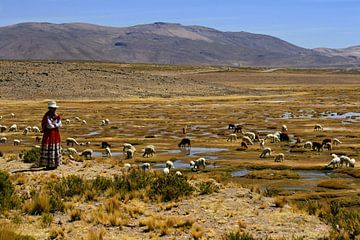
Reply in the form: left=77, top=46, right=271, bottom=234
left=22, top=148, right=40, bottom=163
left=198, top=179, right=221, bottom=195
left=150, top=174, right=194, bottom=202
left=0, top=171, right=15, bottom=212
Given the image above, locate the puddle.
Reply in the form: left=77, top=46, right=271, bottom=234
left=164, top=147, right=228, bottom=156
left=296, top=170, right=331, bottom=180
left=231, top=169, right=251, bottom=177
left=281, top=111, right=314, bottom=119
left=152, top=160, right=217, bottom=170
left=84, top=130, right=102, bottom=136
left=93, top=151, right=125, bottom=157
left=322, top=112, right=360, bottom=119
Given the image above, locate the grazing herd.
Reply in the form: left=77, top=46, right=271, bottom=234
left=0, top=110, right=357, bottom=176
left=226, top=122, right=355, bottom=169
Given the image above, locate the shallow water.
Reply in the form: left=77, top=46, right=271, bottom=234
left=231, top=169, right=251, bottom=177
left=92, top=151, right=125, bottom=157
left=164, top=147, right=228, bottom=156
left=152, top=160, right=217, bottom=170
left=296, top=170, right=331, bottom=181
left=322, top=112, right=360, bottom=119
left=84, top=130, right=103, bottom=136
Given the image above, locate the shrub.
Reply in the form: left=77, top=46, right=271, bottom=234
left=150, top=174, right=194, bottom=202
left=0, top=171, right=15, bottom=212
left=22, top=148, right=40, bottom=163
left=48, top=175, right=85, bottom=198
left=92, top=176, right=113, bottom=192
left=222, top=231, right=255, bottom=240
left=198, top=179, right=221, bottom=195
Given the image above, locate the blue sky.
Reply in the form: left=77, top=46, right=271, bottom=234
left=0, top=0, right=358, bottom=48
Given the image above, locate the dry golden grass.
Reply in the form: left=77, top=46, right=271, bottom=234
left=190, top=223, right=204, bottom=239
left=2, top=63, right=360, bottom=239
left=23, top=191, right=50, bottom=215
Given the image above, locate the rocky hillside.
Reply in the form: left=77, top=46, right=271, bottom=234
left=0, top=22, right=358, bottom=67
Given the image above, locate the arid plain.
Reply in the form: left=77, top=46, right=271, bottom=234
left=0, top=61, right=360, bottom=239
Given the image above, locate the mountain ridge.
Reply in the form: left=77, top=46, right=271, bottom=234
left=0, top=22, right=359, bottom=67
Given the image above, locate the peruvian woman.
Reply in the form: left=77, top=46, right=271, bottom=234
left=39, top=101, right=62, bottom=169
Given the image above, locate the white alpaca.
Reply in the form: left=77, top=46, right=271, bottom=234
left=13, top=139, right=21, bottom=145
left=66, top=137, right=79, bottom=146
left=348, top=158, right=356, bottom=168
left=67, top=147, right=78, bottom=156
left=332, top=138, right=342, bottom=145
left=227, top=133, right=237, bottom=142
left=175, top=171, right=182, bottom=176
left=274, top=153, right=284, bottom=162
left=303, top=141, right=313, bottom=149
left=242, top=136, right=253, bottom=145
left=8, top=124, right=17, bottom=132
left=259, top=139, right=266, bottom=149
left=123, top=143, right=136, bottom=152
left=32, top=126, right=40, bottom=133
left=0, top=137, right=7, bottom=143
left=124, top=163, right=131, bottom=171
left=81, top=149, right=93, bottom=159
left=243, top=131, right=256, bottom=141
left=259, top=147, right=272, bottom=158
left=82, top=120, right=87, bottom=125
left=282, top=125, right=288, bottom=132
left=327, top=154, right=340, bottom=168
left=163, top=167, right=170, bottom=175
left=166, top=160, right=174, bottom=169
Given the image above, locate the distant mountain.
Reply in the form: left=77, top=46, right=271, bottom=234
left=0, top=22, right=359, bottom=67
left=314, top=46, right=360, bottom=61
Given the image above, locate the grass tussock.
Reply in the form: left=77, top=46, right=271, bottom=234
left=317, top=180, right=352, bottom=190
left=189, top=223, right=204, bottom=240
left=296, top=200, right=360, bottom=239
left=0, top=225, right=35, bottom=240
left=23, top=191, right=50, bottom=215
left=48, top=227, right=65, bottom=240
left=0, top=171, right=15, bottom=212
left=273, top=196, right=287, bottom=208
left=139, top=214, right=194, bottom=236
left=197, top=179, right=221, bottom=195
left=86, top=228, right=106, bottom=240
left=246, top=170, right=300, bottom=180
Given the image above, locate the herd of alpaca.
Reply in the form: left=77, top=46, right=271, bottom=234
left=0, top=112, right=357, bottom=173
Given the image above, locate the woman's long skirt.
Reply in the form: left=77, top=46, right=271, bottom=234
left=40, top=129, right=61, bottom=168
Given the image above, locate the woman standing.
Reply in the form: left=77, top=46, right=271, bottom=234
left=40, top=101, right=62, bottom=169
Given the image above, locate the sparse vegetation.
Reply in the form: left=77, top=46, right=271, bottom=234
left=0, top=225, right=35, bottom=240
left=22, top=148, right=40, bottom=163
left=2, top=66, right=360, bottom=239
left=0, top=171, right=15, bottom=212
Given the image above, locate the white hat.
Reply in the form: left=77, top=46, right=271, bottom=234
left=48, top=101, right=59, bottom=109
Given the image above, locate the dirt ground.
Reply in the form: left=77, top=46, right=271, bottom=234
left=1, top=61, right=360, bottom=239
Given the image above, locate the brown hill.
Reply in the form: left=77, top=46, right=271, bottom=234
left=0, top=22, right=358, bottom=67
